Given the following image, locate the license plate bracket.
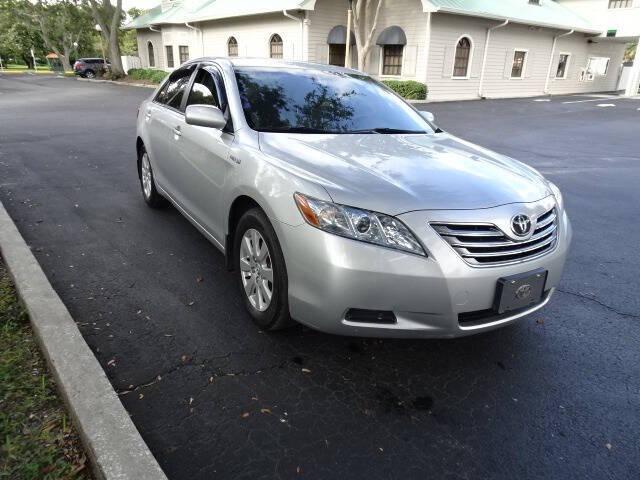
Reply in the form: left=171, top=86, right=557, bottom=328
left=494, top=269, right=548, bottom=315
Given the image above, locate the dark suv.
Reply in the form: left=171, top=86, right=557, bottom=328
left=73, top=58, right=110, bottom=78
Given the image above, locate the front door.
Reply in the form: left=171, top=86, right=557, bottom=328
left=174, top=66, right=235, bottom=243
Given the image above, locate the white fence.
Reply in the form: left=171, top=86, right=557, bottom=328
left=121, top=55, right=142, bottom=74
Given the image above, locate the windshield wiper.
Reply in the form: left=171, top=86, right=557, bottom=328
left=349, top=128, right=427, bottom=134
left=260, top=127, right=335, bottom=134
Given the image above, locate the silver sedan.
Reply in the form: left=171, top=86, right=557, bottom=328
left=135, top=58, right=572, bottom=338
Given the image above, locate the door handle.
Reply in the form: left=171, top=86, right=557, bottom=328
left=173, top=126, right=182, bottom=138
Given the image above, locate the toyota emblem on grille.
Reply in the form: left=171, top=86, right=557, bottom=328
left=511, top=214, right=532, bottom=236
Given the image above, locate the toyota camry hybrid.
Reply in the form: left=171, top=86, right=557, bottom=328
left=135, top=58, right=572, bottom=338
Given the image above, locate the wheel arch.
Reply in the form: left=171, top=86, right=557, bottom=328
left=225, top=195, right=264, bottom=271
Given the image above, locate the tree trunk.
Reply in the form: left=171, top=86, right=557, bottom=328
left=353, top=0, right=384, bottom=73
left=109, top=31, right=125, bottom=77
left=88, top=0, right=125, bottom=78
left=22, top=54, right=34, bottom=69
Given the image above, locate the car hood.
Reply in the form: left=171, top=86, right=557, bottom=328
left=259, top=132, right=551, bottom=215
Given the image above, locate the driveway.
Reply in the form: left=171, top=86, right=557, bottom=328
left=1, top=75, right=639, bottom=480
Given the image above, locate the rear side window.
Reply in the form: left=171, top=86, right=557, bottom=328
left=155, top=68, right=193, bottom=111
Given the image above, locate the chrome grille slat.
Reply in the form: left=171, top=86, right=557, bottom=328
left=431, top=208, right=558, bottom=267
left=451, top=224, right=557, bottom=249
left=535, top=211, right=556, bottom=230
left=460, top=234, right=555, bottom=258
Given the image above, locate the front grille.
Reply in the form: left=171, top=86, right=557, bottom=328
left=431, top=208, right=558, bottom=267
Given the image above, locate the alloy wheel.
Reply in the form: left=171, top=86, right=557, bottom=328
left=239, top=228, right=274, bottom=312
left=141, top=152, right=152, bottom=199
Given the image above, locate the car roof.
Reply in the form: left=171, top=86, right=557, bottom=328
left=183, top=57, right=368, bottom=77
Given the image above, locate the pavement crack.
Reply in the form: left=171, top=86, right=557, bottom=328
left=557, top=288, right=640, bottom=319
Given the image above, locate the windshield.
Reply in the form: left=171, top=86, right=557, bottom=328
left=234, top=67, right=433, bottom=134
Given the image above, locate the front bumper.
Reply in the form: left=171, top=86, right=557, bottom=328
left=276, top=198, right=572, bottom=338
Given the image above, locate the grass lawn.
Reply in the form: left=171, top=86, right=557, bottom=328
left=0, top=262, right=90, bottom=479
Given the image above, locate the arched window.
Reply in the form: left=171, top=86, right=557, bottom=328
left=453, top=37, right=472, bottom=78
left=147, top=41, right=155, bottom=68
left=270, top=34, right=283, bottom=59
left=228, top=37, right=238, bottom=57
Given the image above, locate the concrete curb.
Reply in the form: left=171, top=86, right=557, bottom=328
left=0, top=200, right=167, bottom=480
left=76, top=77, right=157, bottom=89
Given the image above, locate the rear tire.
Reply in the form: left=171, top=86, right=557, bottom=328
left=138, top=146, right=168, bottom=209
left=234, top=208, right=293, bottom=331
left=85, top=69, right=95, bottom=79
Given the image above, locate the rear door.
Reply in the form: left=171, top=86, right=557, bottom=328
left=174, top=65, right=235, bottom=242
left=144, top=65, right=195, bottom=205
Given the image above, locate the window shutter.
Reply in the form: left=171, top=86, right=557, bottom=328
left=525, top=52, right=535, bottom=78
left=442, top=46, right=454, bottom=78
left=403, top=45, right=418, bottom=77
left=315, top=44, right=328, bottom=64
left=368, top=45, right=381, bottom=75
left=504, top=49, right=514, bottom=79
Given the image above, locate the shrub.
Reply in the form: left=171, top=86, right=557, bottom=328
left=381, top=80, right=428, bottom=100
left=126, top=68, right=168, bottom=84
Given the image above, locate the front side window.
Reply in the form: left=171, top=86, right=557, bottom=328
left=234, top=67, right=433, bottom=134
left=511, top=50, right=527, bottom=78
left=166, top=45, right=174, bottom=68
left=453, top=37, right=472, bottom=78
left=608, top=0, right=633, bottom=8
left=155, top=68, right=193, bottom=111
left=382, top=45, right=403, bottom=75
left=270, top=34, right=283, bottom=59
left=147, top=42, right=155, bottom=67
left=556, top=53, right=570, bottom=78
left=179, top=45, right=189, bottom=64
left=186, top=69, right=219, bottom=108
left=228, top=37, right=238, bottom=57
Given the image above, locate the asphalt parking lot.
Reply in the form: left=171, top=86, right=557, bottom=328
left=1, top=74, right=639, bottom=479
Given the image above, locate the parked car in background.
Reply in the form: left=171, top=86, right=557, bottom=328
left=73, top=58, right=110, bottom=78
left=135, top=58, right=572, bottom=339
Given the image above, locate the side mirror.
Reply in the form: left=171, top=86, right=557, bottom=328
left=420, top=111, right=435, bottom=123
left=185, top=104, right=226, bottom=129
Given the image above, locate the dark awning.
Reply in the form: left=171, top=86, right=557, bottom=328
left=376, top=26, right=407, bottom=46
left=327, top=25, right=356, bottom=45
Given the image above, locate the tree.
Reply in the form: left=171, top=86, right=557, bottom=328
left=24, top=0, right=92, bottom=72
left=351, top=0, right=384, bottom=71
left=625, top=43, right=637, bottom=62
left=0, top=0, right=46, bottom=68
left=85, top=0, right=124, bottom=78
left=119, top=7, right=143, bottom=56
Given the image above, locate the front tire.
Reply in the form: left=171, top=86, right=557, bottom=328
left=138, top=146, right=168, bottom=209
left=234, top=208, right=292, bottom=331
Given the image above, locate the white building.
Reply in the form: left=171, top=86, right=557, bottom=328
left=127, top=0, right=639, bottom=101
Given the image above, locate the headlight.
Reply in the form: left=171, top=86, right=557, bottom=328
left=294, top=193, right=426, bottom=256
left=548, top=182, right=564, bottom=211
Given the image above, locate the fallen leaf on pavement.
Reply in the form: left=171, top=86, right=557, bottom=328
left=241, top=412, right=250, bottom=418
left=301, top=368, right=311, bottom=374
left=260, top=408, right=271, bottom=414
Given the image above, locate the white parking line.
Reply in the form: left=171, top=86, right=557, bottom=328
left=597, top=104, right=616, bottom=107
left=563, top=98, right=615, bottom=104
